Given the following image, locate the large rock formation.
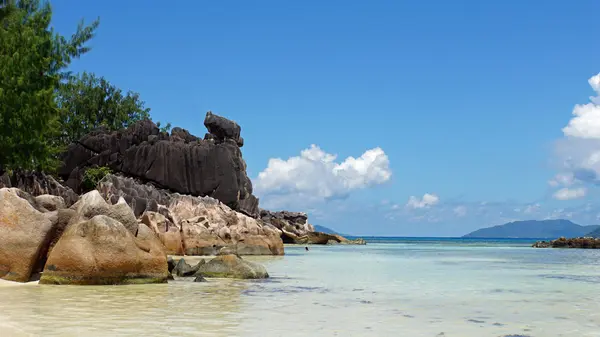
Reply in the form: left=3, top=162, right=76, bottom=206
left=0, top=186, right=169, bottom=285
left=39, top=190, right=169, bottom=285
left=59, top=111, right=259, bottom=217
left=0, top=188, right=57, bottom=282
left=98, top=174, right=284, bottom=256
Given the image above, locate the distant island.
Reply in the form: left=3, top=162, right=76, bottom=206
left=313, top=225, right=343, bottom=236
left=587, top=227, right=600, bottom=238
left=463, top=219, right=600, bottom=239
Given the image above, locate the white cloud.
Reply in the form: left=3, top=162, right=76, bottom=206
left=406, top=193, right=440, bottom=209
left=453, top=205, right=467, bottom=217
left=551, top=72, right=600, bottom=199
left=524, top=203, right=541, bottom=214
left=255, top=144, right=391, bottom=202
left=548, top=173, right=574, bottom=187
left=562, top=73, right=600, bottom=139
left=553, top=187, right=587, bottom=200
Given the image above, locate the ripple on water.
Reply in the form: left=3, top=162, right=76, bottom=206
left=2, top=242, right=600, bottom=336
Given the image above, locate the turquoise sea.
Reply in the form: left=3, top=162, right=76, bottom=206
left=1, top=237, right=600, bottom=337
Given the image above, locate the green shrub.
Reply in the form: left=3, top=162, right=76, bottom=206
left=82, top=166, right=111, bottom=191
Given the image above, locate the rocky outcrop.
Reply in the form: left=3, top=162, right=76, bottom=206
left=260, top=209, right=313, bottom=243
left=259, top=209, right=364, bottom=245
left=59, top=112, right=259, bottom=217
left=0, top=171, right=78, bottom=206
left=0, top=188, right=57, bottom=282
left=40, top=190, right=169, bottom=285
left=195, top=254, right=269, bottom=279
left=169, top=194, right=284, bottom=256
left=533, top=237, right=600, bottom=249
left=98, top=174, right=284, bottom=256
left=141, top=211, right=184, bottom=255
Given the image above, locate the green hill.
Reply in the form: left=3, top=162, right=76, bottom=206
left=463, top=219, right=599, bottom=239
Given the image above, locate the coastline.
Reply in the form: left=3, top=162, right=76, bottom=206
left=0, top=279, right=39, bottom=287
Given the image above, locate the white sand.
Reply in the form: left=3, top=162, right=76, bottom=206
left=0, top=279, right=39, bottom=288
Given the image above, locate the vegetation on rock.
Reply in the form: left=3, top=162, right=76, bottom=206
left=81, top=166, right=111, bottom=192
left=57, top=72, right=171, bottom=146
left=0, top=0, right=169, bottom=173
left=0, top=0, right=98, bottom=171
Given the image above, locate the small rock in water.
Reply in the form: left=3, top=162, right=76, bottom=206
left=217, top=246, right=239, bottom=256
left=167, top=257, right=176, bottom=273
left=195, top=254, right=269, bottom=279
left=194, top=275, right=207, bottom=282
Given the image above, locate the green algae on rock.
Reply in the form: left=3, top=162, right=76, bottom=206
left=195, top=254, right=269, bottom=279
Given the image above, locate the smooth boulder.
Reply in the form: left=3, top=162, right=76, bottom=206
left=195, top=254, right=269, bottom=279
left=40, top=216, right=169, bottom=285
left=0, top=188, right=55, bottom=282
left=35, top=194, right=66, bottom=212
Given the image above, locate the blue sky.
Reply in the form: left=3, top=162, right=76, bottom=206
left=51, top=0, right=600, bottom=236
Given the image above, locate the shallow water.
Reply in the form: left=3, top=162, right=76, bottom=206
left=1, top=240, right=600, bottom=336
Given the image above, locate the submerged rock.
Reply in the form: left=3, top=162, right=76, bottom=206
left=194, top=275, right=207, bottom=282
left=195, top=254, right=269, bottom=279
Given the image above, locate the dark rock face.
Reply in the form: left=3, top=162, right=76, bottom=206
left=0, top=171, right=78, bottom=206
left=260, top=209, right=310, bottom=227
left=98, top=174, right=170, bottom=217
left=204, top=111, right=243, bottom=147
left=59, top=112, right=258, bottom=217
